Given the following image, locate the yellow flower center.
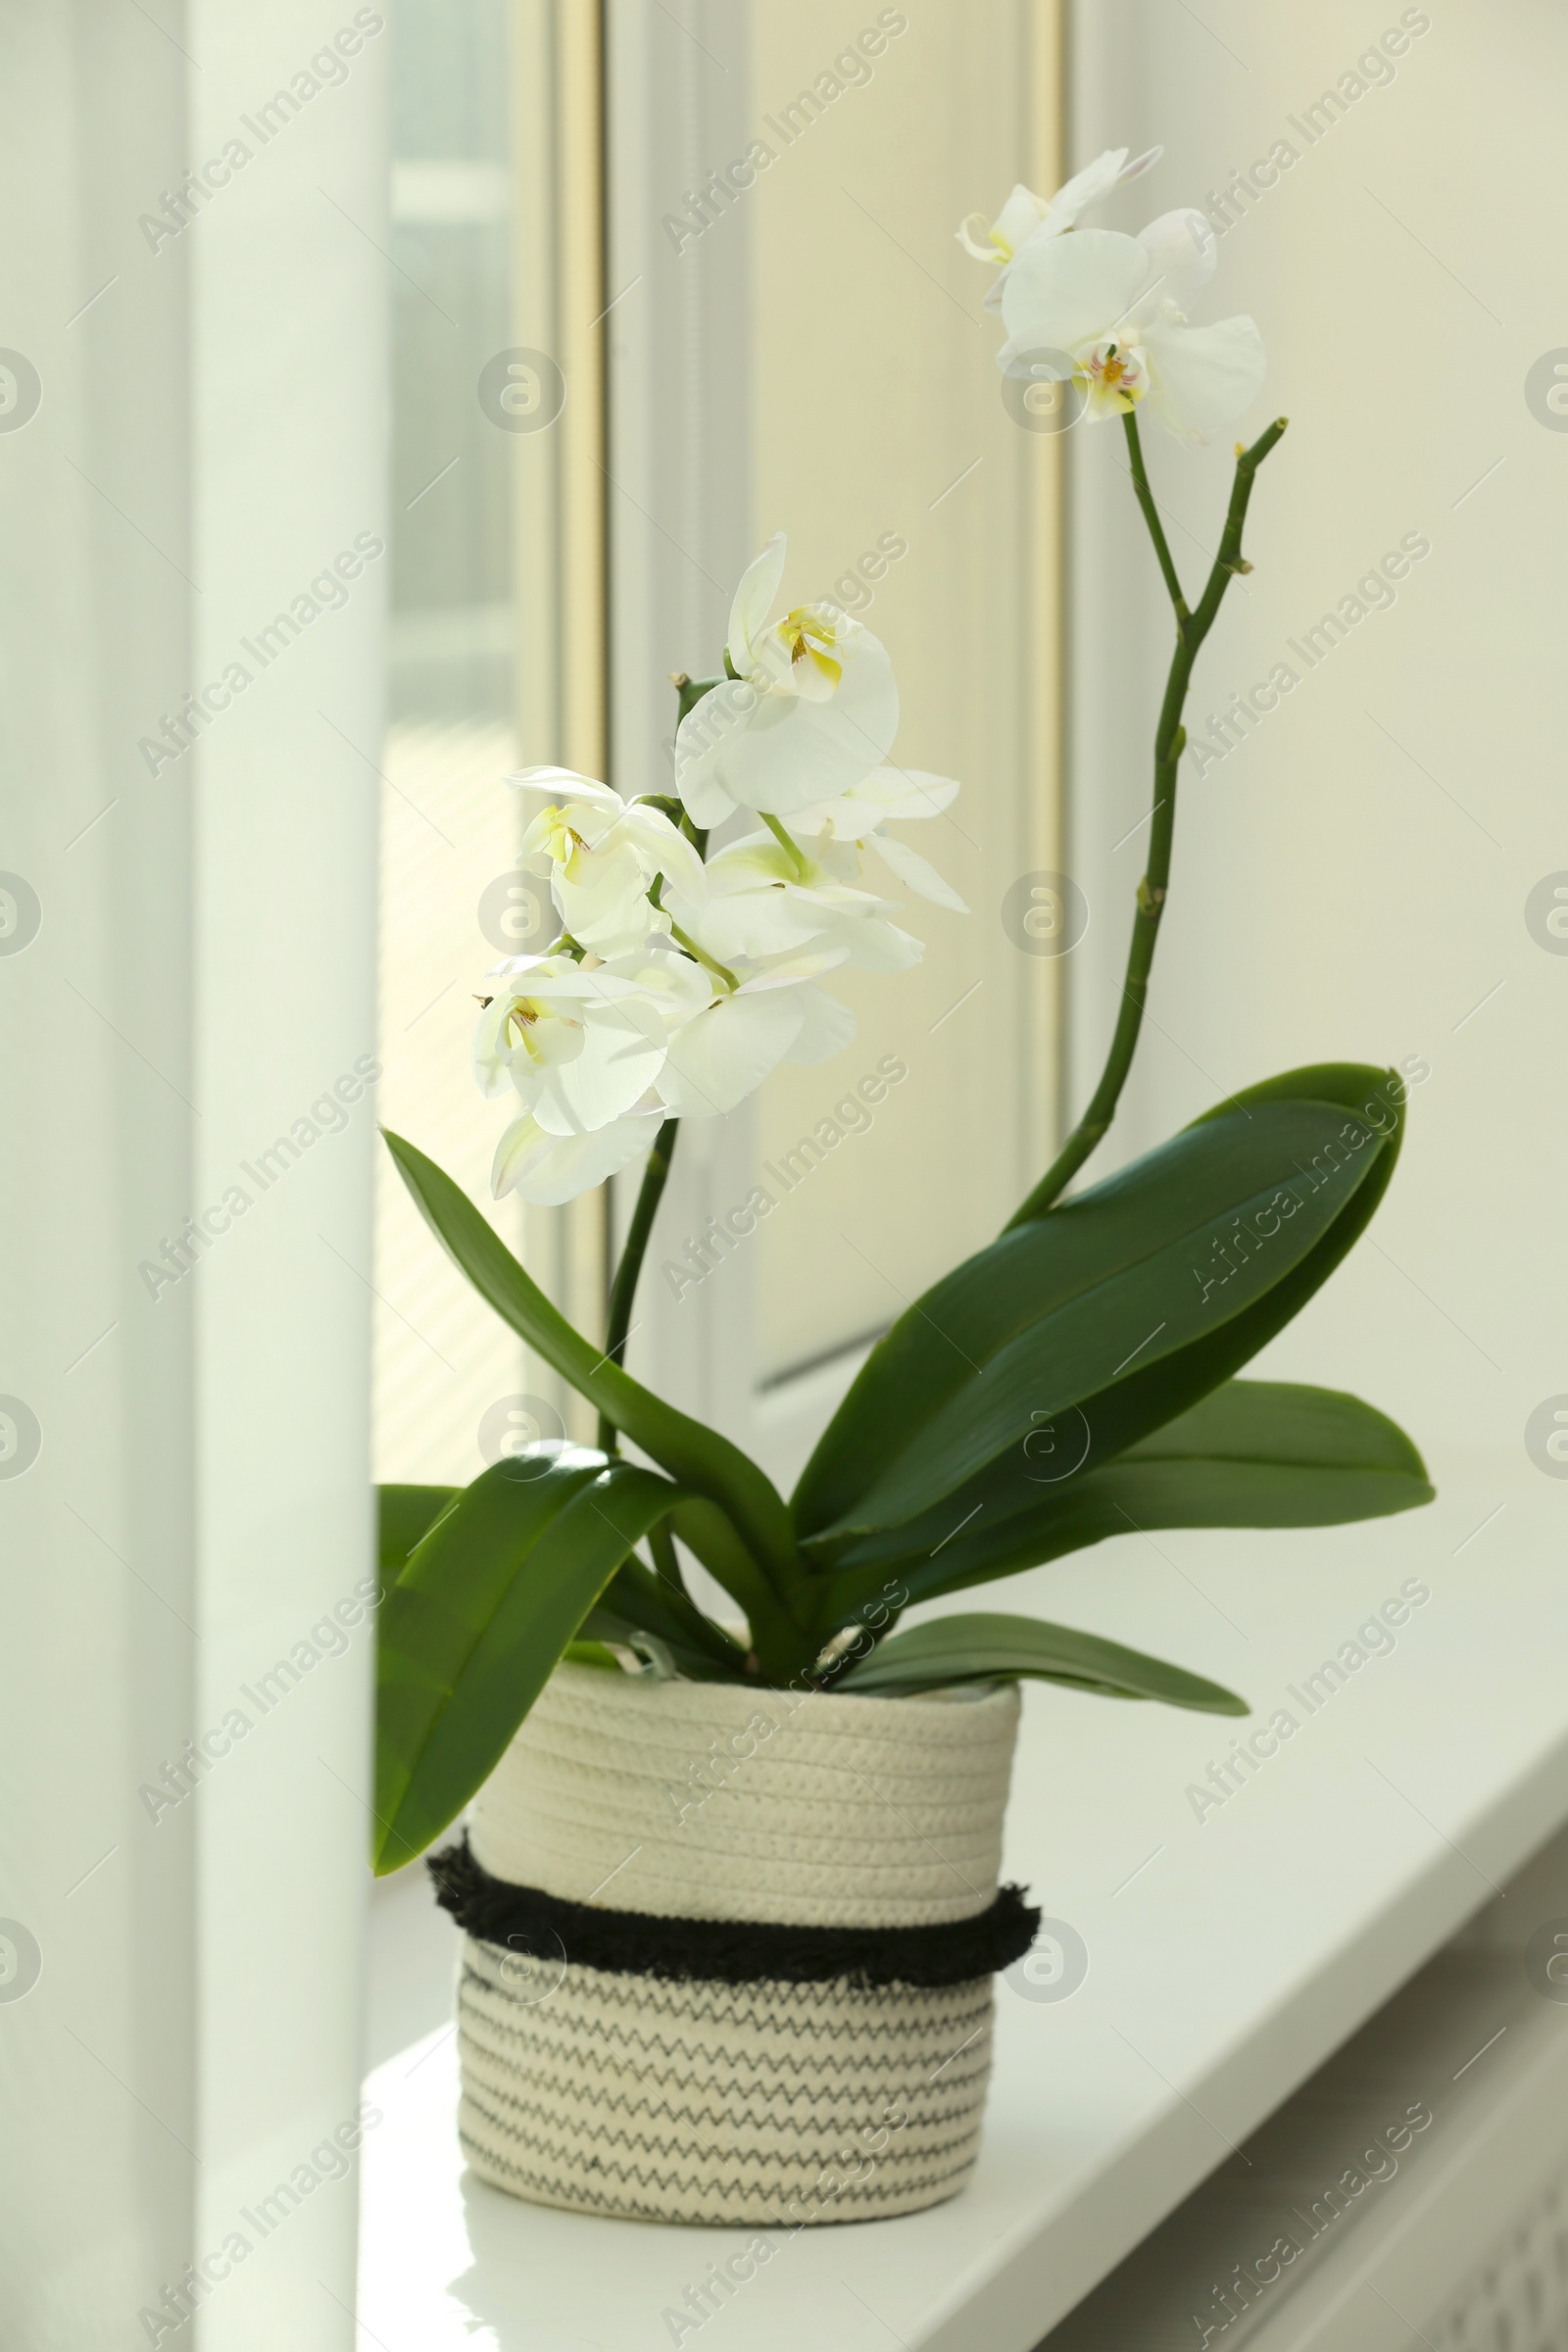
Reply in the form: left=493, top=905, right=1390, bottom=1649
left=780, top=607, right=843, bottom=690
left=1080, top=337, right=1147, bottom=414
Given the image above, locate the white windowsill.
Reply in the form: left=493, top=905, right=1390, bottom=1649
left=357, top=1470, right=1568, bottom=2349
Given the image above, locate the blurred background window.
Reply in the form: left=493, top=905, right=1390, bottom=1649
left=372, top=2, right=1062, bottom=1494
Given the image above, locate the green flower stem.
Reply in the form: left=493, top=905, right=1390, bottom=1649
left=594, top=669, right=817, bottom=1657
left=596, top=1118, right=680, bottom=1453
left=1120, top=402, right=1188, bottom=617
left=1008, top=411, right=1288, bottom=1228
left=593, top=663, right=726, bottom=1446
left=760, top=809, right=809, bottom=878
left=668, top=918, right=737, bottom=991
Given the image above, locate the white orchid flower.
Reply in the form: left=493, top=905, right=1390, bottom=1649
left=664, top=827, right=927, bottom=976
left=782, top=767, right=968, bottom=913
left=473, top=953, right=667, bottom=1140
left=599, top=936, right=713, bottom=1035
left=672, top=536, right=899, bottom=825
left=492, top=1102, right=665, bottom=1207
left=510, top=766, right=705, bottom=958
left=958, top=145, right=1162, bottom=308
left=997, top=208, right=1265, bottom=442
left=651, top=946, right=856, bottom=1119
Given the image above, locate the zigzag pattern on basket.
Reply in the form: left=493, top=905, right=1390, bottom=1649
left=456, top=1936, right=996, bottom=2225
left=452, top=1659, right=1026, bottom=2221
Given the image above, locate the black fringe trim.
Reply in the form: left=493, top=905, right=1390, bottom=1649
left=428, top=1836, right=1039, bottom=1990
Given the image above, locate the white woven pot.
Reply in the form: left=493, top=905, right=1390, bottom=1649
left=437, top=1660, right=1026, bottom=2226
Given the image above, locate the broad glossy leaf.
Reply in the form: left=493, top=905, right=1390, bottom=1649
left=815, top=1381, right=1433, bottom=1616
left=1086, top=1063, right=1412, bottom=1470
left=375, top=1477, right=739, bottom=1675
left=374, top=1448, right=681, bottom=1873
left=378, top=1484, right=458, bottom=1578
left=580, top=1549, right=748, bottom=1682
left=382, top=1129, right=796, bottom=1585
left=835, top=1610, right=1247, bottom=1714
left=795, top=1089, right=1393, bottom=1542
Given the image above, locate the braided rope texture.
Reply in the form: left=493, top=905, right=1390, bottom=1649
left=457, top=1662, right=1022, bottom=2222
left=468, top=1661, right=1023, bottom=1928
left=457, top=1936, right=997, bottom=2225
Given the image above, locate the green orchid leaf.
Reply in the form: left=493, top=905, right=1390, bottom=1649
left=381, top=1128, right=796, bottom=1588
left=373, top=1447, right=684, bottom=1874
left=814, top=1381, right=1433, bottom=1618
left=378, top=1483, right=459, bottom=1578
left=794, top=1085, right=1396, bottom=1543
left=563, top=1640, right=623, bottom=1670
left=581, top=1549, right=749, bottom=1682
left=377, top=1475, right=740, bottom=1676
left=834, top=1609, right=1247, bottom=1714
left=1086, top=1062, right=1412, bottom=1467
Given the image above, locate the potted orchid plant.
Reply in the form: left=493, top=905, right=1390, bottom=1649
left=373, top=148, right=1433, bottom=2229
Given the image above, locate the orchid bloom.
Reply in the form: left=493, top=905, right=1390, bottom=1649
left=957, top=145, right=1161, bottom=306
left=649, top=947, right=858, bottom=1121
left=474, top=953, right=666, bottom=1140
left=511, top=766, right=705, bottom=958
left=781, top=767, right=968, bottom=912
left=664, top=829, right=926, bottom=977
left=486, top=940, right=858, bottom=1200
left=672, top=535, right=899, bottom=824
left=997, top=207, right=1265, bottom=442
left=475, top=598, right=968, bottom=1201
left=491, top=1102, right=667, bottom=1208
left=603, top=932, right=858, bottom=1118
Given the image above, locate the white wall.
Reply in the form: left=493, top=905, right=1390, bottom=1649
left=1069, top=0, right=1563, bottom=1500
left=0, top=7, right=385, bottom=2344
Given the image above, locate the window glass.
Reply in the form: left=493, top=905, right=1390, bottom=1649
left=746, top=6, right=1059, bottom=1382
left=373, top=0, right=525, bottom=1487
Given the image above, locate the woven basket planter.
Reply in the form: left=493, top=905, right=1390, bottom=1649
left=429, top=1659, right=1034, bottom=2226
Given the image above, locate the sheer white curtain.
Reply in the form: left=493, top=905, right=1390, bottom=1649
left=2, top=8, right=385, bottom=2344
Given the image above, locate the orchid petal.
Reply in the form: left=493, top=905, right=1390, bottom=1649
left=779, top=983, right=857, bottom=1065
left=863, top=766, right=960, bottom=822
left=1052, top=143, right=1162, bottom=224
left=1144, top=313, right=1266, bottom=441
left=655, top=988, right=805, bottom=1118
left=601, top=943, right=713, bottom=1030
left=621, top=802, right=708, bottom=901
left=733, top=943, right=853, bottom=989
left=785, top=766, right=957, bottom=842
left=999, top=228, right=1148, bottom=371
left=726, top=534, right=787, bottom=669
left=1134, top=207, right=1217, bottom=319
left=508, top=767, right=625, bottom=819
left=990, top=183, right=1048, bottom=257
left=677, top=635, right=899, bottom=817
left=869, top=829, right=968, bottom=911
left=483, top=955, right=647, bottom=1000
left=956, top=210, right=1002, bottom=262
left=551, top=839, right=665, bottom=957
left=807, top=911, right=924, bottom=973
left=530, top=999, right=669, bottom=1136
left=492, top=1107, right=662, bottom=1206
